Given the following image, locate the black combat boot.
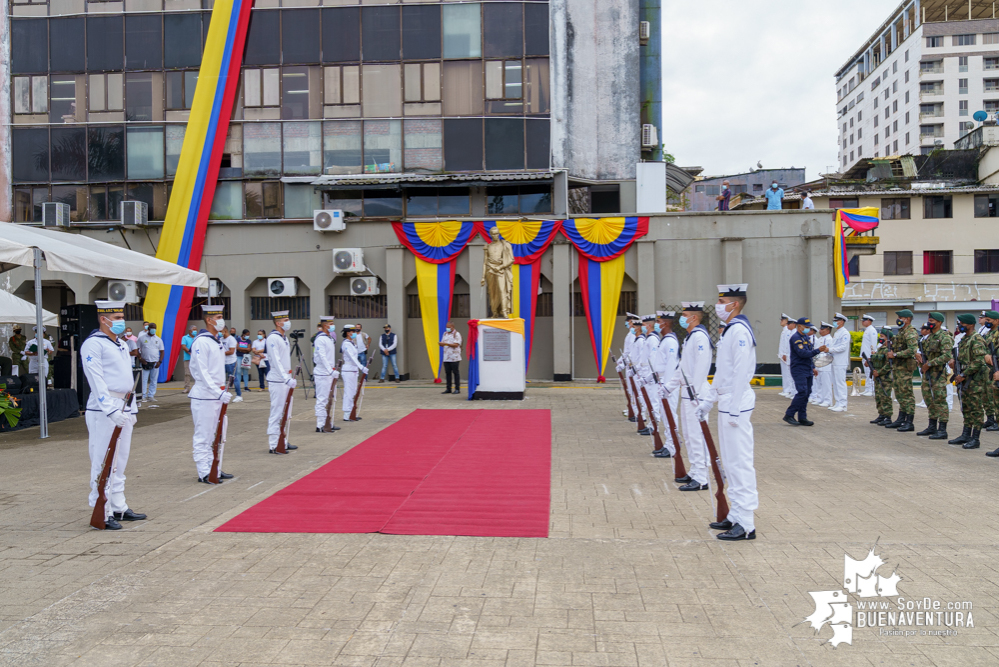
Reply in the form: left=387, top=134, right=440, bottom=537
left=897, top=413, right=915, bottom=432
left=962, top=427, right=982, bottom=449
left=928, top=421, right=948, bottom=440
left=916, top=419, right=938, bottom=436
left=948, top=426, right=972, bottom=445
left=984, top=415, right=996, bottom=430
left=988, top=415, right=999, bottom=432
left=986, top=446, right=999, bottom=457
left=885, top=412, right=905, bottom=429
left=870, top=414, right=887, bottom=424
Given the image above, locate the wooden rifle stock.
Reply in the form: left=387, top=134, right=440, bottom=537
left=628, top=372, right=647, bottom=431
left=349, top=357, right=372, bottom=421
left=653, top=372, right=687, bottom=480
left=90, top=375, right=140, bottom=529
left=681, top=373, right=729, bottom=523
left=639, top=383, right=665, bottom=452
left=208, top=375, right=235, bottom=484
left=322, top=361, right=343, bottom=431
left=275, top=364, right=301, bottom=453
left=610, top=354, right=634, bottom=420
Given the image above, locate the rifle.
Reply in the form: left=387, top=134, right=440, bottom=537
left=861, top=352, right=876, bottom=389
left=917, top=339, right=935, bottom=402
left=208, top=375, right=236, bottom=484
left=349, top=357, right=372, bottom=421
left=680, top=369, right=730, bottom=524
left=627, top=362, right=647, bottom=432
left=611, top=353, right=635, bottom=420
left=653, top=371, right=688, bottom=480
left=987, top=340, right=999, bottom=390
left=322, top=360, right=343, bottom=432
left=638, top=382, right=665, bottom=452
left=90, top=374, right=141, bottom=529
left=952, top=346, right=965, bottom=408
left=275, top=364, right=301, bottom=454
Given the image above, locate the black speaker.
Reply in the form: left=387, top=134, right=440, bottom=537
left=0, top=376, right=22, bottom=396
left=59, top=304, right=99, bottom=347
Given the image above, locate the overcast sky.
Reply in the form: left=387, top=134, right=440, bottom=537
left=662, top=0, right=902, bottom=180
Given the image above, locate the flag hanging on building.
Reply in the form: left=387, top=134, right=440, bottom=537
left=143, top=0, right=253, bottom=381
left=833, top=207, right=878, bottom=298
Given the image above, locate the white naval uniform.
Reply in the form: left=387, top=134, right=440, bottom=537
left=637, top=331, right=659, bottom=426
left=651, top=331, right=680, bottom=454
left=265, top=330, right=294, bottom=449
left=829, top=325, right=852, bottom=410
left=812, top=333, right=832, bottom=406
left=860, top=324, right=877, bottom=395
left=618, top=330, right=638, bottom=416
left=189, top=330, right=227, bottom=478
left=313, top=332, right=340, bottom=428
left=24, top=337, right=54, bottom=377
left=701, top=315, right=758, bottom=533
left=80, top=332, right=138, bottom=515
left=341, top=337, right=365, bottom=419
left=779, top=326, right=795, bottom=397
left=664, top=326, right=713, bottom=486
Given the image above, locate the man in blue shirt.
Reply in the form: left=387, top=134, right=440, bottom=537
left=764, top=181, right=784, bottom=210
left=783, top=317, right=827, bottom=427
left=181, top=326, right=197, bottom=393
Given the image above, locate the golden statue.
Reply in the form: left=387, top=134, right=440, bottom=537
left=482, top=226, right=514, bottom=318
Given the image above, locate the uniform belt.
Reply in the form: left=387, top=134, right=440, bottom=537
left=108, top=390, right=129, bottom=400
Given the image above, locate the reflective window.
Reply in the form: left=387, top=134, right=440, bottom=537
left=284, top=183, right=322, bottom=219
left=323, top=120, right=362, bottom=175
left=324, top=66, right=360, bottom=105
left=443, top=4, right=481, bottom=59
left=209, top=181, right=242, bottom=220
left=51, top=185, right=88, bottom=222
left=362, top=7, right=400, bottom=62
left=362, top=65, right=402, bottom=117
left=126, top=73, right=160, bottom=121
left=404, top=119, right=442, bottom=172
left=164, top=14, right=202, bottom=69
left=443, top=61, right=483, bottom=115
left=525, top=3, right=550, bottom=56
left=282, top=10, right=320, bottom=64
left=406, top=187, right=470, bottom=216
left=486, top=60, right=523, bottom=113
left=524, top=59, right=549, bottom=114
left=13, top=187, right=48, bottom=223
left=403, top=5, right=441, bottom=60
left=243, top=122, right=282, bottom=176
left=243, top=68, right=279, bottom=108
left=127, top=126, right=165, bottom=179
left=87, top=16, right=124, bottom=72
left=88, top=184, right=125, bottom=221
left=484, top=3, right=523, bottom=58
left=13, top=76, right=47, bottom=115
left=519, top=184, right=552, bottom=213
left=485, top=118, right=524, bottom=170
left=443, top=119, right=482, bottom=171
left=126, top=183, right=169, bottom=220
left=12, top=20, right=47, bottom=74
left=281, top=67, right=311, bottom=120
left=245, top=181, right=282, bottom=218
left=405, top=189, right=437, bottom=216
left=166, top=71, right=198, bottom=109
left=12, top=127, right=49, bottom=182
left=89, top=73, right=124, bottom=112
left=326, top=190, right=362, bottom=217
left=363, top=120, right=402, bottom=173
left=50, top=18, right=85, bottom=72
left=487, top=186, right=518, bottom=214
left=88, top=126, right=125, bottom=182
left=322, top=7, right=360, bottom=63
left=166, top=124, right=185, bottom=176
left=526, top=118, right=549, bottom=169
left=50, top=126, right=87, bottom=181
left=244, top=10, right=280, bottom=66
left=363, top=189, right=403, bottom=217
left=125, top=15, right=162, bottom=70
left=282, top=121, right=322, bottom=175
left=404, top=63, right=441, bottom=102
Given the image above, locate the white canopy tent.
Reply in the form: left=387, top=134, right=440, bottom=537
left=0, top=290, right=59, bottom=326
left=0, top=221, right=209, bottom=437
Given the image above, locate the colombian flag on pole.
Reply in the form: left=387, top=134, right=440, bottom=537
left=561, top=217, right=649, bottom=381
left=833, top=207, right=879, bottom=299
left=143, top=0, right=253, bottom=381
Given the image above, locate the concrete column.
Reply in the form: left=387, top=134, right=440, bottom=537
left=552, top=243, right=572, bottom=380
left=720, top=238, right=744, bottom=285
left=385, top=247, right=406, bottom=377
left=636, top=240, right=655, bottom=314
left=807, top=236, right=832, bottom=319
left=468, top=243, right=486, bottom=319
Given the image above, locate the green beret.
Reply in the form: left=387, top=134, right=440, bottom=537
left=895, top=308, right=914, bottom=318
left=879, top=328, right=894, bottom=337
left=986, top=311, right=999, bottom=319
left=929, top=311, right=945, bottom=322
left=957, top=313, right=977, bottom=325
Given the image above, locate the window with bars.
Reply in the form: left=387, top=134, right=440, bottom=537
left=974, top=194, right=999, bottom=217
left=923, top=196, right=952, bottom=218
left=884, top=251, right=913, bottom=276
left=250, top=296, right=310, bottom=320
left=406, top=293, right=470, bottom=319
left=975, top=249, right=999, bottom=273
left=329, top=295, right=387, bottom=319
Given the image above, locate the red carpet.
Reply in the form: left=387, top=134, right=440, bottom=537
left=216, top=409, right=551, bottom=538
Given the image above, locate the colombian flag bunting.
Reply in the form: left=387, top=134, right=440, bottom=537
left=488, top=219, right=562, bottom=369
left=833, top=207, right=878, bottom=299
left=561, top=217, right=648, bottom=381
left=143, top=0, right=253, bottom=381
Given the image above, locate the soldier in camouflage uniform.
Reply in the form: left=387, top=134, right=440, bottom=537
left=869, top=329, right=894, bottom=425
left=916, top=312, right=954, bottom=440
left=886, top=308, right=919, bottom=432
left=982, top=310, right=999, bottom=433
left=948, top=313, right=989, bottom=450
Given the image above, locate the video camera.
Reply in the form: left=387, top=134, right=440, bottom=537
left=288, top=329, right=306, bottom=340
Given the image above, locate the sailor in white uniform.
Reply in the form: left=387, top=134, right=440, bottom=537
left=617, top=315, right=640, bottom=421
left=697, top=284, right=759, bottom=541
left=635, top=314, right=658, bottom=435
left=778, top=314, right=794, bottom=398
left=266, top=310, right=297, bottom=453
left=189, top=305, right=234, bottom=483
left=340, top=324, right=367, bottom=421
left=651, top=311, right=680, bottom=458
left=812, top=323, right=833, bottom=407
left=859, top=314, right=878, bottom=396
left=313, top=315, right=341, bottom=433
left=663, top=302, right=714, bottom=491
left=80, top=300, right=146, bottom=530
left=828, top=312, right=852, bottom=411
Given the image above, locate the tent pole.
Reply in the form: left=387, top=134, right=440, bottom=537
left=34, top=248, right=48, bottom=439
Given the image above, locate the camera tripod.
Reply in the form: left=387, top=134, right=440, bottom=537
left=288, top=332, right=314, bottom=399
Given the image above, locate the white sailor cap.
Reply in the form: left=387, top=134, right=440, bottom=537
left=834, top=312, right=847, bottom=321
left=95, top=300, right=126, bottom=314
left=820, top=321, right=833, bottom=329
left=681, top=301, right=704, bottom=311
left=320, top=315, right=336, bottom=322
left=718, top=284, right=748, bottom=297
left=861, top=313, right=875, bottom=321
left=656, top=310, right=674, bottom=319
left=201, top=304, right=224, bottom=313
left=641, top=313, right=655, bottom=322
left=271, top=310, right=290, bottom=319
left=781, top=313, right=791, bottom=320
left=32, top=325, right=45, bottom=332
left=625, top=312, right=640, bottom=321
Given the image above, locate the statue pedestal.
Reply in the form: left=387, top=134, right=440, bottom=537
left=471, top=319, right=525, bottom=400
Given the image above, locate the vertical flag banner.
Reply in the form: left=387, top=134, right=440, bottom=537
left=833, top=207, right=878, bottom=299
left=560, top=217, right=649, bottom=381
left=143, top=0, right=253, bottom=381
left=488, top=219, right=562, bottom=369
left=392, top=221, right=489, bottom=380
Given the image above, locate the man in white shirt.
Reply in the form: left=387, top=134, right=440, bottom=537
left=188, top=305, right=234, bottom=483
left=859, top=314, right=878, bottom=396
left=313, top=315, right=341, bottom=432
left=223, top=328, right=242, bottom=403
left=778, top=314, right=794, bottom=398
left=23, top=325, right=55, bottom=383
left=801, top=191, right=815, bottom=210
left=439, top=322, right=463, bottom=394
left=651, top=311, right=680, bottom=459
left=265, top=311, right=297, bottom=453
left=341, top=324, right=368, bottom=420
left=136, top=323, right=165, bottom=403
left=355, top=324, right=370, bottom=366
left=828, top=312, right=852, bottom=411
left=616, top=315, right=640, bottom=420
left=812, top=323, right=834, bottom=407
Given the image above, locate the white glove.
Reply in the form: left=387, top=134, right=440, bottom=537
left=128, top=412, right=137, bottom=426
left=109, top=411, right=129, bottom=427
left=695, top=405, right=710, bottom=422
left=287, top=378, right=298, bottom=389
left=362, top=367, right=368, bottom=375
left=220, top=391, right=233, bottom=404
left=727, top=410, right=740, bottom=427
left=332, top=370, right=341, bottom=380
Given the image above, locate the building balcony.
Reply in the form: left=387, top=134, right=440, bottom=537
left=919, top=112, right=944, bottom=120
left=845, top=235, right=879, bottom=256
left=919, top=67, right=944, bottom=76
left=920, top=89, right=944, bottom=99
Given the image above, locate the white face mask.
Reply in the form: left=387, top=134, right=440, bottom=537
left=215, top=318, right=226, bottom=331
left=715, top=303, right=733, bottom=322
left=282, top=320, right=291, bottom=332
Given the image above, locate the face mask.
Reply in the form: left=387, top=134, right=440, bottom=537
left=678, top=316, right=689, bottom=330
left=896, top=319, right=904, bottom=327
left=109, top=320, right=126, bottom=335
left=148, top=328, right=156, bottom=335
left=125, top=331, right=132, bottom=337
left=215, top=318, right=226, bottom=331
left=987, top=322, right=995, bottom=329
left=714, top=303, right=732, bottom=322
left=772, top=184, right=778, bottom=189
left=257, top=334, right=264, bottom=340
left=143, top=324, right=148, bottom=331
left=653, top=323, right=661, bottom=333
left=282, top=321, right=291, bottom=332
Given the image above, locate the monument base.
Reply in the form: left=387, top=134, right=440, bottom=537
left=471, top=391, right=524, bottom=401
left=470, top=318, right=526, bottom=401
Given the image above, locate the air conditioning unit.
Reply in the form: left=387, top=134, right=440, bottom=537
left=120, top=201, right=148, bottom=226
left=332, top=248, right=365, bottom=274
left=639, top=20, right=651, bottom=44
left=107, top=280, right=138, bottom=303
left=350, top=276, right=379, bottom=296
left=268, top=277, right=297, bottom=297
left=641, top=124, right=658, bottom=149
left=42, top=202, right=70, bottom=228
left=196, top=279, right=224, bottom=299
left=313, top=209, right=346, bottom=232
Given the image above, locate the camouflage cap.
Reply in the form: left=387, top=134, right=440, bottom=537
left=929, top=311, right=945, bottom=322
left=957, top=313, right=977, bottom=325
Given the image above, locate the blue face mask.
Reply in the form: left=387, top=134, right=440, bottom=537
left=109, top=320, right=126, bottom=335
left=653, top=323, right=661, bottom=334
left=678, top=316, right=689, bottom=329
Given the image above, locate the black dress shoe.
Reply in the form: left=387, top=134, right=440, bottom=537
left=782, top=415, right=800, bottom=427
left=113, top=509, right=146, bottom=521
left=709, top=520, right=733, bottom=531
left=198, top=475, right=213, bottom=483
left=442, top=390, right=452, bottom=394
left=628, top=416, right=637, bottom=423
left=798, top=419, right=814, bottom=426
left=653, top=449, right=671, bottom=458
left=286, top=444, right=298, bottom=450
left=316, top=427, right=324, bottom=432
left=219, top=472, right=233, bottom=480
left=103, top=516, right=122, bottom=530
left=717, top=523, right=756, bottom=541
left=679, top=481, right=708, bottom=491
left=870, top=414, right=886, bottom=424
left=269, top=448, right=288, bottom=454
left=320, top=425, right=341, bottom=432
left=675, top=475, right=691, bottom=484
left=350, top=417, right=362, bottom=421
left=637, top=427, right=653, bottom=436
